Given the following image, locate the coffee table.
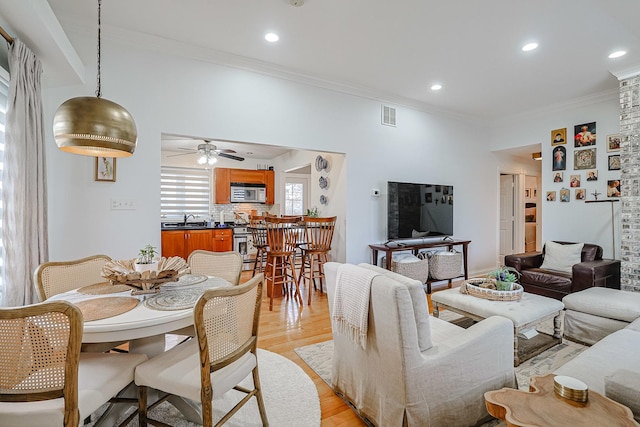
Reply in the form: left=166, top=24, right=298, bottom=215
left=485, top=374, right=638, bottom=426
left=431, top=287, right=564, bottom=366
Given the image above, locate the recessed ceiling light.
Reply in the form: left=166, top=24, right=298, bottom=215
left=430, top=84, right=442, bottom=91
left=522, top=42, right=538, bottom=52
left=608, top=50, right=627, bottom=59
left=265, top=33, right=279, bottom=43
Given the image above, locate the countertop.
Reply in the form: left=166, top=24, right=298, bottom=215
left=160, top=222, right=246, bottom=231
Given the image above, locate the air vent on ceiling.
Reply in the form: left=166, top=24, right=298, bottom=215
left=381, top=105, right=397, bottom=127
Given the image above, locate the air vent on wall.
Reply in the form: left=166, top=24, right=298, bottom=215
left=381, top=105, right=397, bottom=127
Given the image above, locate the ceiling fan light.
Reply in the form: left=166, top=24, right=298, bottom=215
left=208, top=156, right=217, bottom=165
left=197, top=155, right=207, bottom=164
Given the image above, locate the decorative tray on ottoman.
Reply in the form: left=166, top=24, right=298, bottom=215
left=101, top=256, right=190, bottom=295
left=461, top=278, right=523, bottom=301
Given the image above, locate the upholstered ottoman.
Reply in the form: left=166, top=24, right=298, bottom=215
left=431, top=288, right=564, bottom=365
left=562, top=287, right=640, bottom=345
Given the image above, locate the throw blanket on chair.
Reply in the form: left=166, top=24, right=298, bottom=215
left=331, top=264, right=379, bottom=349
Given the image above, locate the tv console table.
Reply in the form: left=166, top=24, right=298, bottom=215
left=369, top=239, right=471, bottom=293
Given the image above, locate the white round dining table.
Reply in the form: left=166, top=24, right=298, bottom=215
left=49, top=275, right=231, bottom=354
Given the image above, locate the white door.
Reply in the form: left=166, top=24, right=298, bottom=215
left=499, top=174, right=516, bottom=263
left=283, top=175, right=309, bottom=216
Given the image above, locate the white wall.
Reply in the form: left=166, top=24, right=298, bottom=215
left=491, top=95, right=621, bottom=258
left=43, top=35, right=500, bottom=274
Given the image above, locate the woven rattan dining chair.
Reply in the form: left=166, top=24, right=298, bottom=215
left=33, top=254, right=127, bottom=353
left=298, top=216, right=336, bottom=305
left=33, top=254, right=112, bottom=301
left=187, top=250, right=243, bottom=286
left=135, top=274, right=268, bottom=427
left=249, top=216, right=268, bottom=277
left=0, top=300, right=147, bottom=427
left=264, top=216, right=303, bottom=310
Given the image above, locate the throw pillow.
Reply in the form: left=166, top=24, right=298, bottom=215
left=540, top=241, right=584, bottom=273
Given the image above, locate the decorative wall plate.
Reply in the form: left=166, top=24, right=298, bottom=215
left=315, top=155, right=325, bottom=172
left=320, top=195, right=328, bottom=205
left=319, top=176, right=328, bottom=189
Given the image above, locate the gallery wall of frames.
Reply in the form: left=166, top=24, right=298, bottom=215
left=546, top=122, right=620, bottom=203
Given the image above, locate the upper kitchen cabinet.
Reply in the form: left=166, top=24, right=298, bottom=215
left=214, top=168, right=274, bottom=204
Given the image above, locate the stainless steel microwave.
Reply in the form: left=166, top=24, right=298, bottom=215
left=230, top=183, right=266, bottom=203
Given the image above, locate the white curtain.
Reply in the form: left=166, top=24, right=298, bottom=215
left=1, top=39, right=48, bottom=307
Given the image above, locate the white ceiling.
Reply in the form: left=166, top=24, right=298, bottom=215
left=42, top=0, right=640, bottom=123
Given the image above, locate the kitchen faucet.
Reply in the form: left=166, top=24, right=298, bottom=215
left=184, top=213, right=196, bottom=224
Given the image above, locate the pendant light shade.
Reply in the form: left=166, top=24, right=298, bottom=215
left=53, top=0, right=137, bottom=157
left=53, top=96, right=137, bottom=157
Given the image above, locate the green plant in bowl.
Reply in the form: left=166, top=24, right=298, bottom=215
left=487, top=266, right=520, bottom=291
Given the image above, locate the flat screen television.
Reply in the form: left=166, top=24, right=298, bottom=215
left=387, top=181, right=454, bottom=240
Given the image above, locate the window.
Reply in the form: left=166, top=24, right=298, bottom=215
left=160, top=166, right=211, bottom=220
left=0, top=68, right=8, bottom=303
left=284, top=175, right=309, bottom=216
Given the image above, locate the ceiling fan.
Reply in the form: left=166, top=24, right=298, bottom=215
left=168, top=140, right=245, bottom=164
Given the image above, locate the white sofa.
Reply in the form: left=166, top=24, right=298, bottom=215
left=325, top=262, right=516, bottom=427
left=555, top=288, right=640, bottom=421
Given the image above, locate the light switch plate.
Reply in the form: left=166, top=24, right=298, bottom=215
left=111, top=198, right=136, bottom=210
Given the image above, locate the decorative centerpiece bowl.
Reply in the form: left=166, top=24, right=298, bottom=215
left=461, top=266, right=524, bottom=301
left=101, top=256, right=190, bottom=295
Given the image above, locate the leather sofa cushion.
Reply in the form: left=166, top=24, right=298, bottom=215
left=521, top=268, right=572, bottom=292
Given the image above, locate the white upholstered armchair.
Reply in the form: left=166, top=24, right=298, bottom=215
left=325, top=262, right=516, bottom=427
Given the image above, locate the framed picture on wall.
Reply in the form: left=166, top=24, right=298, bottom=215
left=553, top=172, right=563, bottom=182
left=607, top=180, right=621, bottom=197
left=546, top=191, right=556, bottom=201
left=560, top=188, right=570, bottom=202
left=606, top=134, right=621, bottom=152
left=95, top=157, right=116, bottom=182
left=574, top=148, right=596, bottom=170
left=608, top=154, right=621, bottom=170
left=551, top=128, right=566, bottom=146
left=585, top=169, right=598, bottom=181
left=552, top=146, right=566, bottom=171
left=575, top=189, right=586, bottom=200
left=574, top=122, right=596, bottom=147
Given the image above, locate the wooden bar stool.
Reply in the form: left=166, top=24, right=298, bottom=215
left=264, top=216, right=304, bottom=310
left=298, top=216, right=336, bottom=305
left=249, top=215, right=268, bottom=277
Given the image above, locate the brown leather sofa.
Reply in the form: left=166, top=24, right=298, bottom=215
left=504, top=241, right=620, bottom=300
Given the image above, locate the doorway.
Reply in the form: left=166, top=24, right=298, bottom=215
left=283, top=171, right=310, bottom=216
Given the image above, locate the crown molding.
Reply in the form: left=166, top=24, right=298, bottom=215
left=491, top=88, right=619, bottom=127
left=610, top=64, right=640, bottom=81
left=60, top=19, right=486, bottom=126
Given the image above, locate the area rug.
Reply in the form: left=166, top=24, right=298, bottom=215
left=294, top=313, right=586, bottom=426
left=88, top=349, right=320, bottom=427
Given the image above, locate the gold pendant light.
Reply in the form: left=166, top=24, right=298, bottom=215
left=53, top=0, right=137, bottom=157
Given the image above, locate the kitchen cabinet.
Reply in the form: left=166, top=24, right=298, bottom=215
left=212, top=229, right=233, bottom=252
left=214, top=168, right=275, bottom=204
left=161, top=229, right=215, bottom=259
left=214, top=168, right=231, bottom=204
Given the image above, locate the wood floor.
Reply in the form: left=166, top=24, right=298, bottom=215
left=247, top=271, right=365, bottom=427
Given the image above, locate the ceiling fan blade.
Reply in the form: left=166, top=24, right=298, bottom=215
left=166, top=152, right=196, bottom=157
left=177, top=147, right=197, bottom=152
left=215, top=148, right=237, bottom=154
left=218, top=152, right=245, bottom=161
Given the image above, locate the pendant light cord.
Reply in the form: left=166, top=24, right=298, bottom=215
left=95, top=0, right=102, bottom=98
